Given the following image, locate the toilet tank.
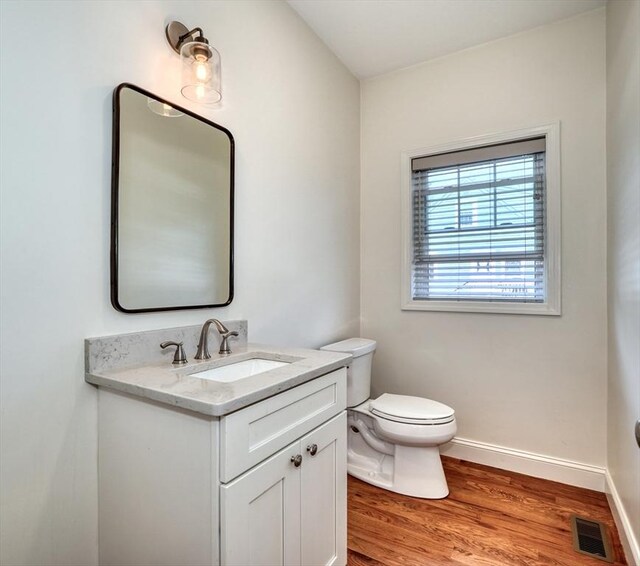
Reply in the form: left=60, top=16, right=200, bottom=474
left=320, top=338, right=376, bottom=407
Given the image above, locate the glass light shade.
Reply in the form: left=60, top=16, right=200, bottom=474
left=180, top=41, right=221, bottom=104
left=147, top=98, right=184, bottom=117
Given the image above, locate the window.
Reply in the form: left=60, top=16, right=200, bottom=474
left=401, top=125, right=561, bottom=315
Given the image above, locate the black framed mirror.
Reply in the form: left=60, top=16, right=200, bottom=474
left=111, top=83, right=234, bottom=313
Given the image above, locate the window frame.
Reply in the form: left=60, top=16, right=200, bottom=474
left=401, top=123, right=561, bottom=316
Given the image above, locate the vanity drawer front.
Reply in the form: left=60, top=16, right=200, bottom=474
left=220, top=368, right=346, bottom=482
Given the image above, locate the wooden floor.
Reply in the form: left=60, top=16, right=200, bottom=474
left=347, top=457, right=627, bottom=566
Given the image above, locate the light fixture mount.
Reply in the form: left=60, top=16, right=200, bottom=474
left=165, top=21, right=208, bottom=54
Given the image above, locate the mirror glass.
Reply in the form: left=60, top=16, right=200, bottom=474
left=111, top=84, right=233, bottom=312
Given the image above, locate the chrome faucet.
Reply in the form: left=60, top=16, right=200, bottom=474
left=195, top=319, right=239, bottom=359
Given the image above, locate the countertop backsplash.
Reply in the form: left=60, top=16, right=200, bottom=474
left=85, top=320, right=248, bottom=374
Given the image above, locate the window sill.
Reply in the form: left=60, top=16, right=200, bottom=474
left=401, top=298, right=561, bottom=316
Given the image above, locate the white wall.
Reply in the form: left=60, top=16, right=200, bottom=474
left=606, top=0, right=640, bottom=558
left=361, top=10, right=607, bottom=465
left=0, top=2, right=360, bottom=564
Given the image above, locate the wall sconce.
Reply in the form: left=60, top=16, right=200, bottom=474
left=165, top=21, right=221, bottom=104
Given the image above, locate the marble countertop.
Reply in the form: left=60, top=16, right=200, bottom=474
left=85, top=343, right=351, bottom=417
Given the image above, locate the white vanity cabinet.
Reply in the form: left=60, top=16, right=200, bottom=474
left=221, top=413, right=346, bottom=566
left=97, top=367, right=347, bottom=566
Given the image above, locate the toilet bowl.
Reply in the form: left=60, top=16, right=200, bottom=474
left=321, top=338, right=456, bottom=499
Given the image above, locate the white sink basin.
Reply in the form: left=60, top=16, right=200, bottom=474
left=189, top=358, right=290, bottom=383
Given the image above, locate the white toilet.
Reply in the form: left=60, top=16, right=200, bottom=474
left=321, top=338, right=456, bottom=499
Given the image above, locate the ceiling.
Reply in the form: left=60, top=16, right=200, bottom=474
left=287, top=0, right=605, bottom=79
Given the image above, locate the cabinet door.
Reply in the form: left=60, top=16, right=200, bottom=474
left=220, top=442, right=302, bottom=566
left=300, top=412, right=347, bottom=566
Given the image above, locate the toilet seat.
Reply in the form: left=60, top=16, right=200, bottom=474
left=370, top=393, right=455, bottom=425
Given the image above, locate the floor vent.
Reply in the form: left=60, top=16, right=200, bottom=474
left=570, top=515, right=613, bottom=563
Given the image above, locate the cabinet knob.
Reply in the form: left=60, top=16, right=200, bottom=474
left=306, top=444, right=318, bottom=456
left=291, top=454, right=302, bottom=467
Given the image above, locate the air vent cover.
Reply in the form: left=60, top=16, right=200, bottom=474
left=570, top=515, right=613, bottom=563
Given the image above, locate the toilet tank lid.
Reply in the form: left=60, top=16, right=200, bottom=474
left=371, top=393, right=454, bottom=421
left=320, top=338, right=376, bottom=357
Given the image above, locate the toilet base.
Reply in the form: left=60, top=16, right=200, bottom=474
left=348, top=446, right=449, bottom=499
left=393, top=445, right=449, bottom=498
left=347, top=421, right=450, bottom=499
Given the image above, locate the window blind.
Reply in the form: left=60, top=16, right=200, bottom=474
left=411, top=138, right=546, bottom=303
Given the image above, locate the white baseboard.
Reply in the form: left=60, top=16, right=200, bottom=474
left=605, top=471, right=640, bottom=566
left=441, top=436, right=606, bottom=492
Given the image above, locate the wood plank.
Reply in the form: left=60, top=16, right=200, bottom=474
left=347, top=549, right=387, bottom=566
left=347, top=457, right=627, bottom=566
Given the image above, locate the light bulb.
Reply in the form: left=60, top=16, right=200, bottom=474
left=195, top=60, right=209, bottom=81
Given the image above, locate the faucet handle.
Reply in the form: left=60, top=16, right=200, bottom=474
left=160, top=341, right=188, bottom=365
left=219, top=331, right=239, bottom=355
